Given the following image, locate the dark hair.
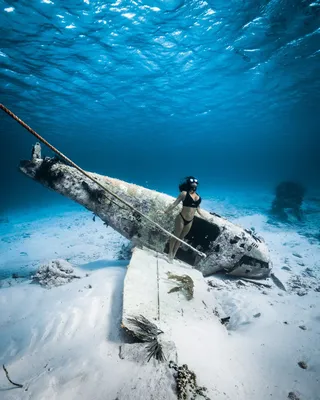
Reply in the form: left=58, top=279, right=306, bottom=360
left=178, top=176, right=198, bottom=192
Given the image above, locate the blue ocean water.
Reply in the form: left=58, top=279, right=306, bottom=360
left=1, top=5, right=320, bottom=397
left=0, top=0, right=319, bottom=213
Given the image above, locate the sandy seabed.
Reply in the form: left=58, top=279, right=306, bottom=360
left=0, top=193, right=319, bottom=400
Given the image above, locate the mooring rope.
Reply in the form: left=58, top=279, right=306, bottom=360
left=0, top=103, right=206, bottom=258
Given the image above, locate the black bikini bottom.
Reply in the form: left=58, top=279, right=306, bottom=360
left=179, top=213, right=194, bottom=226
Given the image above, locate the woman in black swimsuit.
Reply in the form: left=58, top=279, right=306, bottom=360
left=164, top=176, right=205, bottom=262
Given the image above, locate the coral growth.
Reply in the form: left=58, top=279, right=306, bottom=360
left=125, top=315, right=165, bottom=362
left=169, top=361, right=210, bottom=400
left=146, top=339, right=166, bottom=362
left=32, top=259, right=80, bottom=288
left=126, top=315, right=163, bottom=342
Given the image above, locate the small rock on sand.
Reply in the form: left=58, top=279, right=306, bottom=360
left=298, top=361, right=308, bottom=369
left=303, top=268, right=315, bottom=278
left=288, top=392, right=300, bottom=400
left=293, top=252, right=302, bottom=258
left=220, top=316, right=230, bottom=325
left=299, top=325, right=307, bottom=331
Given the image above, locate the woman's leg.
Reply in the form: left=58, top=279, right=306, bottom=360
left=172, top=219, right=193, bottom=258
left=168, top=214, right=184, bottom=260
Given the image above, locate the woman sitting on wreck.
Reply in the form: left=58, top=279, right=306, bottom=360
left=164, top=176, right=205, bottom=262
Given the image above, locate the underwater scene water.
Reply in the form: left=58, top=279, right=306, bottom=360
left=1, top=2, right=320, bottom=399
left=1, top=0, right=319, bottom=213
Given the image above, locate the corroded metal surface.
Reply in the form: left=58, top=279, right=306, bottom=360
left=19, top=150, right=271, bottom=278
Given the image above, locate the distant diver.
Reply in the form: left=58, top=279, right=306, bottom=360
left=164, top=176, right=205, bottom=262
left=270, top=181, right=305, bottom=221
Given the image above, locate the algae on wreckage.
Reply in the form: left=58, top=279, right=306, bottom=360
left=124, top=315, right=166, bottom=362
left=169, top=361, right=210, bottom=400
left=167, top=272, right=194, bottom=301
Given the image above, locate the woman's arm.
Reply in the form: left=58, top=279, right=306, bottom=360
left=196, top=206, right=206, bottom=218
left=164, top=192, right=185, bottom=214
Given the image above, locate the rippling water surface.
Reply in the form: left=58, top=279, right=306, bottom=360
left=0, top=0, right=319, bottom=210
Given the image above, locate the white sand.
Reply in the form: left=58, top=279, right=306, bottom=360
left=0, top=199, right=319, bottom=399
left=0, top=204, right=128, bottom=280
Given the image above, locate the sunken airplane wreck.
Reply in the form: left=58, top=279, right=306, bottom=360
left=19, top=143, right=272, bottom=279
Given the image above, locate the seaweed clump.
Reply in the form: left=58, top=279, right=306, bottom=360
left=167, top=272, right=194, bottom=300
left=125, top=315, right=165, bottom=362
left=169, top=361, right=210, bottom=400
